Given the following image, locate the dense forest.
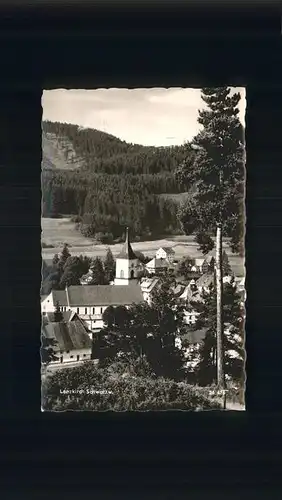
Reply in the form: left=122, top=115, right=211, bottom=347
left=42, top=121, right=193, bottom=240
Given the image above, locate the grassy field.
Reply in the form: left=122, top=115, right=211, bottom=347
left=41, top=217, right=245, bottom=277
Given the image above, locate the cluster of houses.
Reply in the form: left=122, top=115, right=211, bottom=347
left=41, top=228, right=245, bottom=369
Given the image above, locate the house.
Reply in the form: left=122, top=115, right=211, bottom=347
left=140, top=277, right=160, bottom=304
left=191, top=255, right=215, bottom=274
left=80, top=270, right=94, bottom=285
left=45, top=309, right=91, bottom=334
left=41, top=314, right=92, bottom=365
left=195, top=272, right=215, bottom=294
left=156, top=247, right=175, bottom=263
left=235, top=276, right=245, bottom=292
left=41, top=284, right=145, bottom=332
left=145, top=257, right=169, bottom=275
left=191, top=258, right=205, bottom=273
left=175, top=327, right=208, bottom=371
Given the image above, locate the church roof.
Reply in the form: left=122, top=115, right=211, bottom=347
left=52, top=284, right=144, bottom=307
left=117, top=227, right=137, bottom=260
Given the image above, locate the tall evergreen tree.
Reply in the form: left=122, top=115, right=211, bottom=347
left=57, top=243, right=71, bottom=276
left=177, top=87, right=245, bottom=389
left=104, top=248, right=116, bottom=283
left=52, top=253, right=60, bottom=266
left=89, top=257, right=107, bottom=285
left=59, top=256, right=85, bottom=288
left=41, top=336, right=59, bottom=364
left=189, top=280, right=245, bottom=386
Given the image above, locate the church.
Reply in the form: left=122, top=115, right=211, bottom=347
left=114, top=227, right=144, bottom=285
left=41, top=228, right=157, bottom=333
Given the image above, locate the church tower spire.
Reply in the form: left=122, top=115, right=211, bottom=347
left=117, top=227, right=137, bottom=260
left=114, top=227, right=141, bottom=285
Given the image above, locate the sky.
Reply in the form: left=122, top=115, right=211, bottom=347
left=42, top=87, right=246, bottom=147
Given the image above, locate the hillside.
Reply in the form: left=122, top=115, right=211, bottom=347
left=42, top=132, right=86, bottom=171
left=41, top=121, right=194, bottom=240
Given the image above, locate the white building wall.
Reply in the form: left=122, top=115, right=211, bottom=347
left=115, top=258, right=140, bottom=282
left=156, top=248, right=175, bottom=263
left=41, top=293, right=55, bottom=313
left=184, top=310, right=199, bottom=325
left=51, top=347, right=92, bottom=365
left=156, top=248, right=167, bottom=260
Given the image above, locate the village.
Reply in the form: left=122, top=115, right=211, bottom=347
left=41, top=87, right=245, bottom=411
left=41, top=227, right=245, bottom=376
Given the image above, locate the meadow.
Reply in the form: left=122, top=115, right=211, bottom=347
left=41, top=217, right=245, bottom=277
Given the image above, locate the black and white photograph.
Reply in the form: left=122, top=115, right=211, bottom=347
left=41, top=87, right=246, bottom=411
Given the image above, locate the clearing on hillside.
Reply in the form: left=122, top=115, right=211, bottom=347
left=42, top=132, right=85, bottom=171
left=41, top=217, right=94, bottom=247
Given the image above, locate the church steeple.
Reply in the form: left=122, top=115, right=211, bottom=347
left=114, top=227, right=141, bottom=285
left=117, top=227, right=137, bottom=260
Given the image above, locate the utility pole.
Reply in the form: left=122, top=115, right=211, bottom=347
left=215, top=223, right=226, bottom=406
left=216, top=166, right=226, bottom=408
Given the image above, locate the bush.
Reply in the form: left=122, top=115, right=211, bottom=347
left=70, top=215, right=82, bottom=223
left=95, top=232, right=114, bottom=244
left=41, top=241, right=55, bottom=249
left=80, top=224, right=95, bottom=238
left=42, top=360, right=221, bottom=411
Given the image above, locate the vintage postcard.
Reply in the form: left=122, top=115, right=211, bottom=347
left=41, top=88, right=246, bottom=411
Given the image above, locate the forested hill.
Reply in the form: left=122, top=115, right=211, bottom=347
left=42, top=120, right=189, bottom=175
left=41, top=120, right=193, bottom=241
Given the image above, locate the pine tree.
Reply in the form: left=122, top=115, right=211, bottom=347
left=176, top=256, right=194, bottom=279
left=57, top=243, right=71, bottom=276
left=222, top=251, right=232, bottom=277
left=195, top=232, right=214, bottom=255
left=104, top=248, right=115, bottom=283
left=59, top=256, right=85, bottom=288
left=190, top=280, right=245, bottom=386
left=177, top=87, right=245, bottom=389
left=61, top=243, right=71, bottom=264
left=52, top=253, right=60, bottom=266
left=41, top=336, right=59, bottom=364
left=89, top=257, right=106, bottom=285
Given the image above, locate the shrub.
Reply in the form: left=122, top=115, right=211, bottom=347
left=41, top=241, right=55, bottom=249
left=70, top=215, right=82, bottom=223
left=42, top=360, right=221, bottom=411
left=95, top=232, right=114, bottom=244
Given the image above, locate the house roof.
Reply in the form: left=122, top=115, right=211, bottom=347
left=146, top=257, right=169, bottom=269
left=52, top=284, right=144, bottom=307
left=117, top=227, right=137, bottom=260
left=158, top=247, right=175, bottom=254
left=42, top=320, right=92, bottom=352
left=181, top=285, right=203, bottom=304
left=204, top=255, right=215, bottom=264
left=196, top=272, right=215, bottom=288
left=140, top=277, right=160, bottom=292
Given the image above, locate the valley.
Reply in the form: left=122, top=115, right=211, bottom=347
left=41, top=217, right=245, bottom=277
